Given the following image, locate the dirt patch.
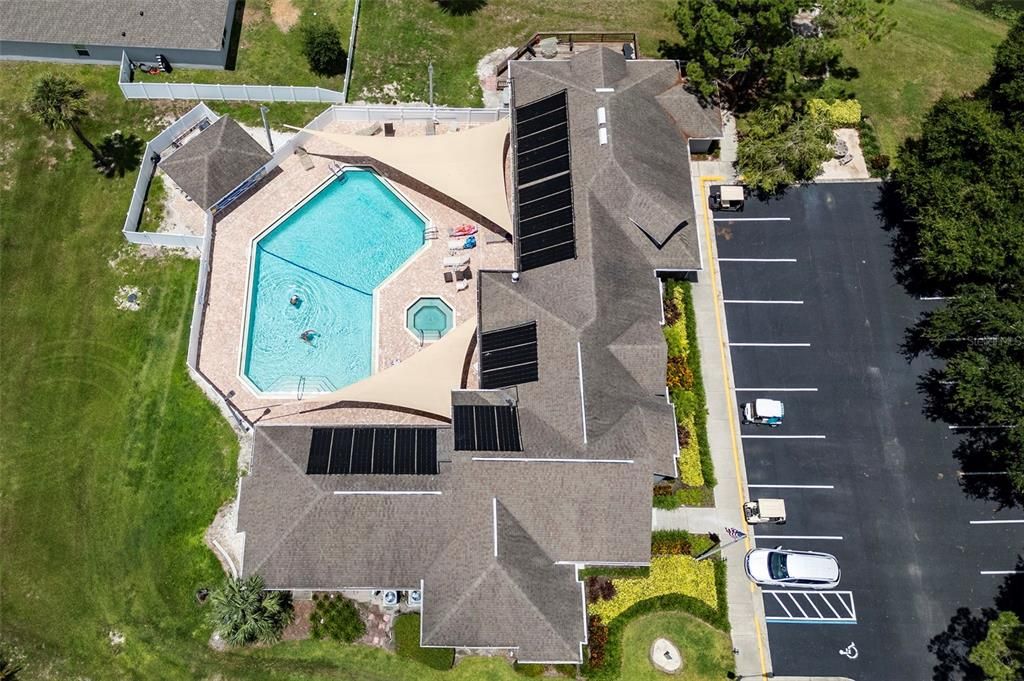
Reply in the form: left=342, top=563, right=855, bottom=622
left=281, top=599, right=315, bottom=641
left=115, top=285, right=143, bottom=311
left=271, top=0, right=300, bottom=32
left=242, top=0, right=267, bottom=26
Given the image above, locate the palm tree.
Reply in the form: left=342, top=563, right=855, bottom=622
left=208, top=575, right=294, bottom=646
left=28, top=75, right=99, bottom=159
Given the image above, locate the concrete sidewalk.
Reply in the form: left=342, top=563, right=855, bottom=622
left=654, top=156, right=774, bottom=677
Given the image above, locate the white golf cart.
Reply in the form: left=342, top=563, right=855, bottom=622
left=743, top=498, right=787, bottom=525
left=742, top=398, right=784, bottom=427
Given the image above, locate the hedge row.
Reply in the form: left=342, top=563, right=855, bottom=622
left=808, top=98, right=863, bottom=127
left=583, top=560, right=729, bottom=680
left=587, top=556, right=718, bottom=623
left=677, top=280, right=715, bottom=488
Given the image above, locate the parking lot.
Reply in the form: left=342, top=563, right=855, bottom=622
left=712, top=183, right=1024, bottom=679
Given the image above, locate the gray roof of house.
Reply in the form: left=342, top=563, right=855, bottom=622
left=159, top=116, right=270, bottom=210
left=0, top=0, right=233, bottom=51
left=510, top=47, right=722, bottom=268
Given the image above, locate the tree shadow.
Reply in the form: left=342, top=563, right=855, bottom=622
left=874, top=180, right=940, bottom=297
left=928, top=560, right=1024, bottom=680
left=95, top=132, right=144, bottom=178
left=224, top=0, right=246, bottom=71
left=435, top=0, right=487, bottom=16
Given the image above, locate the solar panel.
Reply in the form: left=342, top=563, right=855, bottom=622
left=516, top=106, right=568, bottom=138
left=520, top=240, right=578, bottom=271
left=307, top=429, right=332, bottom=474
left=349, top=429, right=373, bottom=474
left=480, top=322, right=539, bottom=390
left=515, top=91, right=567, bottom=123
left=517, top=138, right=568, bottom=168
left=327, top=428, right=353, bottom=474
left=481, top=322, right=536, bottom=351
left=415, top=428, right=439, bottom=474
left=518, top=155, right=570, bottom=186
left=519, top=191, right=573, bottom=219
left=518, top=173, right=571, bottom=204
left=517, top=123, right=568, bottom=153
left=372, top=428, right=395, bottom=474
left=519, top=207, right=574, bottom=237
left=452, top=405, right=523, bottom=451
left=394, top=429, right=417, bottom=474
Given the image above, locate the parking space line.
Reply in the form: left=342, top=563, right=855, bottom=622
left=718, top=258, right=798, bottom=262
left=742, top=435, right=827, bottom=439
left=763, top=590, right=857, bottom=624
left=714, top=217, right=792, bottom=222
left=802, top=594, right=825, bottom=619
left=771, top=592, right=794, bottom=618
left=981, top=570, right=1024, bottom=575
left=735, top=387, right=818, bottom=392
left=757, top=535, right=844, bottom=540
left=748, top=484, right=835, bottom=489
left=729, top=342, right=811, bottom=347
left=821, top=595, right=842, bottom=620
left=970, top=519, right=1024, bottom=524
left=724, top=299, right=804, bottom=304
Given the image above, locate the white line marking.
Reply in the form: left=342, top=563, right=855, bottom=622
left=724, top=299, right=804, bottom=305
left=981, top=570, right=1024, bottom=575
left=790, top=594, right=809, bottom=618
left=718, top=258, right=798, bottom=263
left=821, top=594, right=842, bottom=619
left=959, top=471, right=1009, bottom=476
left=758, top=535, right=843, bottom=540
left=970, top=519, right=1024, bottom=524
left=949, top=425, right=1016, bottom=430
left=576, top=340, right=588, bottom=444
left=803, top=593, right=825, bottom=619
left=742, top=435, right=827, bottom=439
left=730, top=342, right=811, bottom=347
left=919, top=296, right=949, bottom=301
left=748, top=484, right=835, bottom=489
left=735, top=387, right=818, bottom=392
left=332, top=490, right=442, bottom=496
left=714, top=217, right=792, bottom=222
left=492, top=497, right=498, bottom=557
left=471, top=457, right=634, bottom=464
left=771, top=592, right=793, bottom=618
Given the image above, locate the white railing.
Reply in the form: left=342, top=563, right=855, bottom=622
left=341, top=0, right=361, bottom=102
left=326, top=105, right=506, bottom=124
left=187, top=213, right=215, bottom=369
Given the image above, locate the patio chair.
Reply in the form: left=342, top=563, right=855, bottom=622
left=294, top=147, right=315, bottom=171
left=443, top=254, right=470, bottom=268
left=840, top=153, right=854, bottom=166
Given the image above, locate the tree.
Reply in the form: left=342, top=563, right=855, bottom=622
left=435, top=0, right=487, bottom=15
left=28, top=75, right=99, bottom=159
left=986, top=15, right=1024, bottom=123
left=94, top=130, right=144, bottom=178
left=736, top=103, right=833, bottom=194
left=666, top=0, right=892, bottom=105
left=969, top=611, right=1024, bottom=681
left=299, top=13, right=346, bottom=76
left=208, top=575, right=294, bottom=646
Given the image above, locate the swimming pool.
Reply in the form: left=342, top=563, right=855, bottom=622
left=242, top=168, right=426, bottom=394
left=406, top=296, right=454, bottom=342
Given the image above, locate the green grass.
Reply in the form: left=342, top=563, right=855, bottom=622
left=350, top=0, right=678, bottom=106
left=394, top=614, right=455, bottom=671
left=836, top=0, right=1007, bottom=156
left=616, top=612, right=733, bottom=681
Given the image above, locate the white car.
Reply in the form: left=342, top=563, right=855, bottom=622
left=744, top=547, right=841, bottom=589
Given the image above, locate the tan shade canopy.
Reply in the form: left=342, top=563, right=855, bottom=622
left=323, top=316, right=477, bottom=418
left=287, top=119, right=512, bottom=233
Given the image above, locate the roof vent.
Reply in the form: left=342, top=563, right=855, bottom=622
left=597, top=107, right=606, bottom=125
left=598, top=128, right=608, bottom=146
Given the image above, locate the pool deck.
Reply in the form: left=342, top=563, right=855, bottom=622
left=197, top=124, right=514, bottom=427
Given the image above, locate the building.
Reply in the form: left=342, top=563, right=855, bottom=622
left=0, top=0, right=238, bottom=69
left=234, top=47, right=721, bottom=663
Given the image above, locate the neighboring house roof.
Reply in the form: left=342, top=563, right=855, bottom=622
left=159, top=116, right=270, bottom=211
left=0, top=0, right=232, bottom=51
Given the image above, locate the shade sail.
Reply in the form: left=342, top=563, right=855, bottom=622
left=288, top=119, right=512, bottom=233
left=323, top=317, right=477, bottom=418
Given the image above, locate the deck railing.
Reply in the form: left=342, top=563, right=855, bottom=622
left=496, top=31, right=639, bottom=80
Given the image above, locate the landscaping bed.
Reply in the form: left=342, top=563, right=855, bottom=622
left=656, top=279, right=715, bottom=508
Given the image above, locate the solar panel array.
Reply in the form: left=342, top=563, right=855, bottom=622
left=480, top=322, right=539, bottom=389
left=306, top=428, right=438, bottom=475
left=514, top=90, right=577, bottom=271
left=453, top=405, right=523, bottom=451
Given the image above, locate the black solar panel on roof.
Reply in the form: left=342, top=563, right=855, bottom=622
left=519, top=224, right=577, bottom=251
left=518, top=173, right=570, bottom=204
left=519, top=191, right=573, bottom=220
left=519, top=240, right=578, bottom=271
left=480, top=322, right=539, bottom=390
left=452, top=405, right=523, bottom=451
left=517, top=138, right=568, bottom=168
left=327, top=428, right=352, bottom=474
left=515, top=90, right=567, bottom=123
left=371, top=428, right=395, bottom=474
left=516, top=106, right=567, bottom=138
left=481, top=365, right=540, bottom=390
left=481, top=322, right=537, bottom=352
left=517, top=123, right=568, bottom=153
left=306, top=429, right=332, bottom=474
left=519, top=206, right=574, bottom=237
left=518, top=154, right=570, bottom=186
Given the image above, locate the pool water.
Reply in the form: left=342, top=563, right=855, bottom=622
left=243, top=169, right=425, bottom=393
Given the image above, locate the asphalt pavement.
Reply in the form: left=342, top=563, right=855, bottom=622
left=712, top=182, right=1024, bottom=680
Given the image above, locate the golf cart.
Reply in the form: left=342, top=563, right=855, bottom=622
left=710, top=185, right=745, bottom=211
left=742, top=399, right=784, bottom=427
left=743, top=498, right=787, bottom=525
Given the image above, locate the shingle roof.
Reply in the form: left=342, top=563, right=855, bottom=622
left=159, top=116, right=270, bottom=210
left=0, top=0, right=233, bottom=51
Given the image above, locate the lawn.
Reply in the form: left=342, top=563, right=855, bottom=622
left=617, top=612, right=733, bottom=681
left=836, top=0, right=1007, bottom=156
left=349, top=0, right=678, bottom=106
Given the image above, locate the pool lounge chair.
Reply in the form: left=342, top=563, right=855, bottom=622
left=443, top=254, right=470, bottom=268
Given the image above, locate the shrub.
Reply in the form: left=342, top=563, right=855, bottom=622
left=299, top=13, right=346, bottom=76
left=808, top=98, right=863, bottom=127
left=587, top=556, right=718, bottom=623
left=868, top=154, right=891, bottom=174
left=585, top=576, right=617, bottom=603
left=435, top=0, right=487, bottom=15
left=665, top=355, right=694, bottom=391
left=554, top=663, right=578, bottom=677
left=579, top=566, right=649, bottom=580
left=678, top=414, right=704, bottom=487
left=207, top=575, right=294, bottom=646
left=309, top=593, right=365, bottom=643
left=651, top=530, right=716, bottom=557
left=394, top=614, right=454, bottom=670
left=586, top=615, right=608, bottom=668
